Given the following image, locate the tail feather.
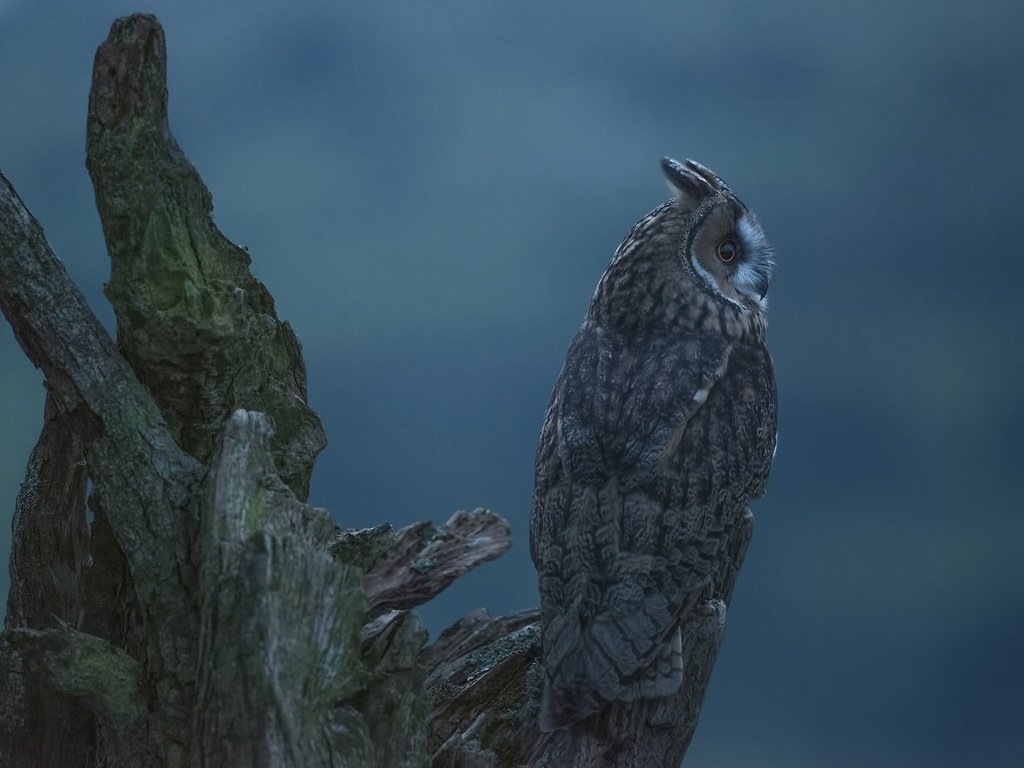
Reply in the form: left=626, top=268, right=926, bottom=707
left=621, top=625, right=684, bottom=700
left=539, top=604, right=686, bottom=731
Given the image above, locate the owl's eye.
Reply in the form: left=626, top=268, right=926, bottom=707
left=717, top=239, right=738, bottom=263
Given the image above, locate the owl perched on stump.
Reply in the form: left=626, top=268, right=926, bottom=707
left=530, top=158, right=777, bottom=730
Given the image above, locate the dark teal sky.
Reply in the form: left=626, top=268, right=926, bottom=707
left=2, top=2, right=1022, bottom=765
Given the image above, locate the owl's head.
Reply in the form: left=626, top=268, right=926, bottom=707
left=660, top=157, right=774, bottom=312
left=590, top=157, right=774, bottom=339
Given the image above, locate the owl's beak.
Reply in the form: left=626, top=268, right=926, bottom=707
left=735, top=259, right=772, bottom=304
left=754, top=272, right=770, bottom=301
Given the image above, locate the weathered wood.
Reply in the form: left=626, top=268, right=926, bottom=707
left=360, top=610, right=430, bottom=767
left=0, top=167, right=202, bottom=734
left=0, top=394, right=91, bottom=767
left=361, top=509, right=511, bottom=617
left=0, top=17, right=510, bottom=765
left=5, top=624, right=144, bottom=725
left=426, top=609, right=542, bottom=766
left=86, top=14, right=325, bottom=501
left=192, top=410, right=368, bottom=766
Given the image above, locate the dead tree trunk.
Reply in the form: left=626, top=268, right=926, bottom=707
left=0, top=14, right=752, bottom=767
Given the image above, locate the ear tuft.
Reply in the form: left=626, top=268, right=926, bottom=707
left=661, top=156, right=714, bottom=208
left=683, top=159, right=731, bottom=193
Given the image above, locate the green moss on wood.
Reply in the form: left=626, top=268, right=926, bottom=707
left=6, top=625, right=144, bottom=724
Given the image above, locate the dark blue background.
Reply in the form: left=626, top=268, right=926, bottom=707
left=2, top=2, right=1022, bottom=764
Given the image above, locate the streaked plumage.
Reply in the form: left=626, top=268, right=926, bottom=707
left=530, top=157, right=777, bottom=730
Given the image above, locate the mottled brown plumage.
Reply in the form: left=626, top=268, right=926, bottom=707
left=530, top=158, right=777, bottom=731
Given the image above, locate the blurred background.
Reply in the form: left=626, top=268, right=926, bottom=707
left=2, top=1, right=1022, bottom=765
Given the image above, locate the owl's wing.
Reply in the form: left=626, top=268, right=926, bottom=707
left=533, top=320, right=738, bottom=729
left=554, top=319, right=733, bottom=490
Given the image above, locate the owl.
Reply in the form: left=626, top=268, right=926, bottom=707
left=530, top=157, right=777, bottom=731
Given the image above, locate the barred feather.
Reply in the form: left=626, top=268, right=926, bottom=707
left=530, top=158, right=777, bottom=732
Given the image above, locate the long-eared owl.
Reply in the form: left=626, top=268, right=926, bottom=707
left=530, top=157, right=777, bottom=730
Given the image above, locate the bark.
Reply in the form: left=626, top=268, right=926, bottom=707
left=85, top=13, right=325, bottom=501
left=191, top=410, right=365, bottom=766
left=0, top=395, right=92, bottom=767
left=0, top=13, right=753, bottom=767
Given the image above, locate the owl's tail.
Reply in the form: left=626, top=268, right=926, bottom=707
left=538, top=609, right=685, bottom=732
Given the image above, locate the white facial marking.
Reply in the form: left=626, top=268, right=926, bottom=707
left=689, top=254, right=744, bottom=309
left=736, top=214, right=768, bottom=252
left=732, top=212, right=774, bottom=308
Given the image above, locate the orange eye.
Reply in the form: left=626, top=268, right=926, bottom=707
left=717, top=239, right=738, bottom=263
